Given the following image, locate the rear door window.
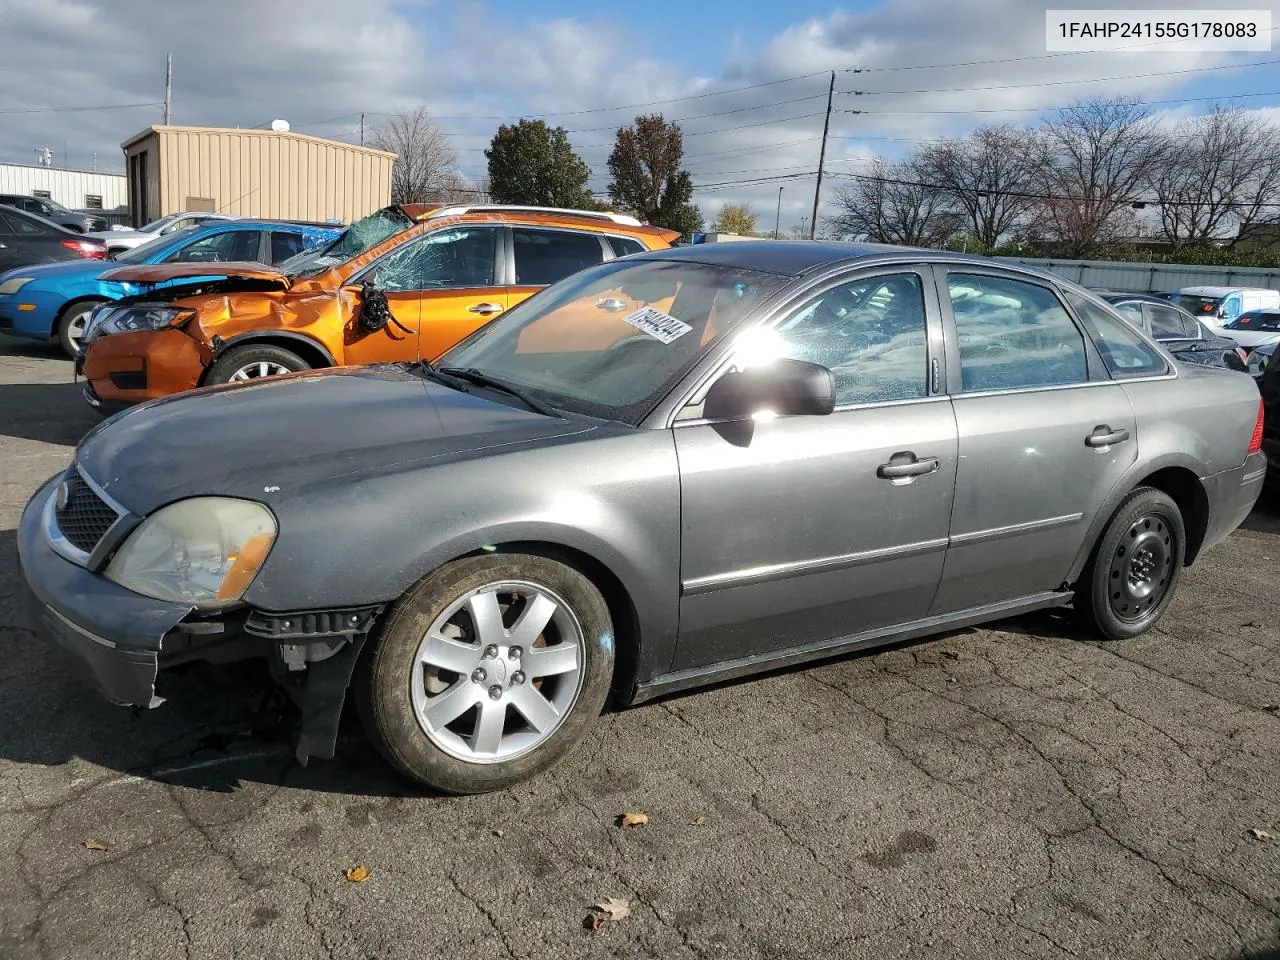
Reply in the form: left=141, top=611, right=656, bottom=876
left=1144, top=303, right=1197, bottom=339
left=1, top=211, right=52, bottom=235
left=1067, top=293, right=1167, bottom=377
left=512, top=228, right=608, bottom=286
left=269, top=231, right=306, bottom=264
left=608, top=236, right=647, bottom=257
left=947, top=273, right=1088, bottom=392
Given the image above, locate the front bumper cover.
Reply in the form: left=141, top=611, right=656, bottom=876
left=17, top=476, right=192, bottom=707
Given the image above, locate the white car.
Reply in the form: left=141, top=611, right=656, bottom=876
left=1219, top=308, right=1280, bottom=349
left=84, top=212, right=233, bottom=255
left=1170, top=286, right=1280, bottom=329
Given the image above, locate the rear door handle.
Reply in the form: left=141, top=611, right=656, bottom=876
left=1086, top=425, right=1130, bottom=448
left=467, top=302, right=504, bottom=316
left=877, top=452, right=941, bottom=482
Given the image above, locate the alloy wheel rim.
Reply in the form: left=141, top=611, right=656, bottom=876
left=410, top=580, right=585, bottom=764
left=1107, top=514, right=1173, bottom=622
left=65, top=309, right=90, bottom=349
left=229, top=361, right=291, bottom=381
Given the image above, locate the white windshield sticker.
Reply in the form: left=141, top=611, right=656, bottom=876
left=622, top=305, right=692, bottom=344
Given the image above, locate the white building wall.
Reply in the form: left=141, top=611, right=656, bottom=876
left=0, top=163, right=128, bottom=211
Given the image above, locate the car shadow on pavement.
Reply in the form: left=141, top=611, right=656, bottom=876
left=1239, top=495, right=1280, bottom=534
left=0, top=380, right=102, bottom=446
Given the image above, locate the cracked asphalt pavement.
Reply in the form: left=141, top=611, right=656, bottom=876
left=1, top=337, right=1278, bottom=960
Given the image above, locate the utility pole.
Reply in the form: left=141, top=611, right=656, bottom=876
left=360, top=113, right=365, bottom=147
left=774, top=185, right=783, bottom=239
left=163, top=54, right=172, bottom=125
left=809, top=70, right=835, bottom=240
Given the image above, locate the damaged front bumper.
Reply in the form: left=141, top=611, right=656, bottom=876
left=18, top=475, right=382, bottom=763
left=18, top=476, right=187, bottom=707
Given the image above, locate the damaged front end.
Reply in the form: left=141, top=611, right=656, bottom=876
left=17, top=467, right=381, bottom=765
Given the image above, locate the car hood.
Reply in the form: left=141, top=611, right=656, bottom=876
left=1, top=257, right=120, bottom=284
left=98, top=261, right=289, bottom=286
left=85, top=229, right=148, bottom=242
left=74, top=365, right=598, bottom=516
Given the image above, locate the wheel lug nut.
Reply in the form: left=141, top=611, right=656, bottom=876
left=483, top=645, right=498, bottom=659
left=488, top=685, right=503, bottom=700
left=509, top=646, right=522, bottom=659
left=471, top=668, right=486, bottom=684
left=511, top=671, right=525, bottom=685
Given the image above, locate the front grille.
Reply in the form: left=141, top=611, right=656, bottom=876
left=55, top=470, right=119, bottom=554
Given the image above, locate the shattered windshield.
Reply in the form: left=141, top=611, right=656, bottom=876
left=292, top=207, right=414, bottom=277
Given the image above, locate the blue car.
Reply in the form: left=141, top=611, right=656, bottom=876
left=0, top=219, right=340, bottom=357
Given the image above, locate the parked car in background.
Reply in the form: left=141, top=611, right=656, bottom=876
left=0, top=219, right=339, bottom=356
left=0, top=205, right=106, bottom=277
left=77, top=204, right=679, bottom=411
left=1248, top=342, right=1279, bottom=487
left=0, top=194, right=107, bottom=233
left=1097, top=292, right=1248, bottom=370
left=84, top=212, right=235, bottom=255
left=18, top=243, right=1266, bottom=793
left=1217, top=308, right=1280, bottom=350
left=1170, top=286, right=1280, bottom=328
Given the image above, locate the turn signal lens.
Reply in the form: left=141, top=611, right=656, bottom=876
left=217, top=531, right=275, bottom=601
left=1248, top=398, right=1264, bottom=455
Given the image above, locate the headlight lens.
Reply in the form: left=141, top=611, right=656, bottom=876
left=83, top=304, right=193, bottom=346
left=105, top=497, right=276, bottom=609
left=0, top=277, right=34, bottom=295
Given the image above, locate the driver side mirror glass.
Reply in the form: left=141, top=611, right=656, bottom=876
left=703, top=358, right=836, bottom=421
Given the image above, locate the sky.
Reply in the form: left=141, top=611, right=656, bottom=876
left=3, top=0, right=1280, bottom=230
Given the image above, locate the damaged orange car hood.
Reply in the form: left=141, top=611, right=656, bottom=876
left=99, top=261, right=291, bottom=286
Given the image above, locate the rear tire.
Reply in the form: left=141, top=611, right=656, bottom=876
left=56, top=301, right=98, bottom=358
left=355, top=554, right=614, bottom=794
left=1074, top=487, right=1185, bottom=641
left=206, top=343, right=309, bottom=384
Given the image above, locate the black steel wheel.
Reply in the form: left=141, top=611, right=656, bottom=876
left=1075, top=486, right=1185, bottom=641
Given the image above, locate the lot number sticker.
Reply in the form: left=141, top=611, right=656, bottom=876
left=622, top=306, right=692, bottom=344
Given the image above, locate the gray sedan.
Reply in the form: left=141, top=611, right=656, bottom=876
left=17, top=242, right=1267, bottom=793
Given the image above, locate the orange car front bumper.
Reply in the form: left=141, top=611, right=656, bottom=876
left=80, top=328, right=212, bottom=410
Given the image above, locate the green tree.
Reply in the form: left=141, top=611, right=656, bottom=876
left=606, top=114, right=703, bottom=239
left=710, top=202, right=758, bottom=235
left=485, top=119, right=599, bottom=208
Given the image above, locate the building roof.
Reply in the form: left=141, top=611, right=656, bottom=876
left=0, top=160, right=125, bottom=178
left=120, top=124, right=396, bottom=159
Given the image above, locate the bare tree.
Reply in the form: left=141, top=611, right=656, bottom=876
left=915, top=125, right=1040, bottom=251
left=1033, top=98, right=1165, bottom=255
left=825, top=159, right=958, bottom=247
left=367, top=107, right=462, bottom=205
left=1149, top=106, right=1280, bottom=247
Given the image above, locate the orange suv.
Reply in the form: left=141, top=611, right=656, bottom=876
left=78, top=205, right=678, bottom=411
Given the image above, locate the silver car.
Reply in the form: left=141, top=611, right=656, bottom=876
left=17, top=242, right=1267, bottom=794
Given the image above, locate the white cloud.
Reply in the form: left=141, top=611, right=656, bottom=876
left=1, top=0, right=1277, bottom=228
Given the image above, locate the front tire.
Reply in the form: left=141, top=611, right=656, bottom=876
left=1074, top=487, right=1185, bottom=641
left=206, top=343, right=309, bottom=384
left=356, top=554, right=615, bottom=793
left=56, top=301, right=98, bottom=357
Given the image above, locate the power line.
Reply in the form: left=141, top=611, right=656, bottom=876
left=840, top=56, right=1280, bottom=98
left=856, top=89, right=1280, bottom=116
left=0, top=101, right=163, bottom=115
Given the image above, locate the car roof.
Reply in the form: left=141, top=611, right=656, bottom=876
left=1240, top=307, right=1280, bottom=314
left=1174, top=285, right=1275, bottom=296
left=634, top=239, right=1082, bottom=281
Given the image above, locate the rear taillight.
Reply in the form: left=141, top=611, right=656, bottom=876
left=62, top=239, right=106, bottom=259
left=1248, top=398, right=1264, bottom=455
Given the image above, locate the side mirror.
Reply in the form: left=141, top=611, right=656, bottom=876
left=349, top=282, right=393, bottom=333
left=703, top=358, right=836, bottom=421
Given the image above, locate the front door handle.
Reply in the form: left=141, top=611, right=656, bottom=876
left=467, top=302, right=504, bottom=316
left=877, top=452, right=941, bottom=481
left=1086, top=425, right=1130, bottom=448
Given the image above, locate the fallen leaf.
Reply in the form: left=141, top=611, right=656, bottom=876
left=617, top=812, right=649, bottom=829
left=692, top=815, right=707, bottom=827
left=1242, top=621, right=1261, bottom=629
left=494, top=829, right=505, bottom=838
left=593, top=897, right=631, bottom=921
left=83, top=839, right=107, bottom=852
left=344, top=865, right=371, bottom=883
left=1247, top=828, right=1273, bottom=841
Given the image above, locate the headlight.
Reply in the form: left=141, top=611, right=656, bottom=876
left=1246, top=349, right=1271, bottom=376
left=105, top=498, right=276, bottom=609
left=83, top=304, right=193, bottom=346
left=0, top=277, right=34, bottom=295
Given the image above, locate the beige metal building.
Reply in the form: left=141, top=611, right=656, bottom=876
left=120, top=125, right=395, bottom=227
